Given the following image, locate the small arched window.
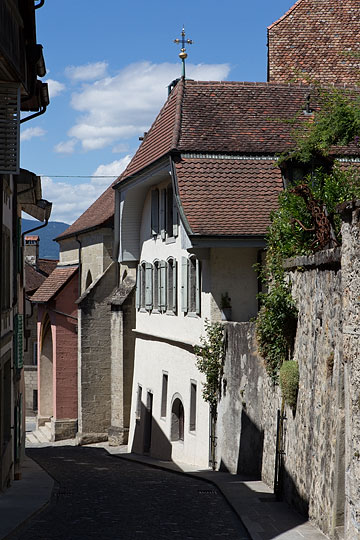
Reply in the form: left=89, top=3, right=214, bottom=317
left=171, top=397, right=184, bottom=441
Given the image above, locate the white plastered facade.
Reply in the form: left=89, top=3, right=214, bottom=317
left=126, top=173, right=260, bottom=468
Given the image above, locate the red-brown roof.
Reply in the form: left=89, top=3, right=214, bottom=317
left=175, top=157, right=283, bottom=236
left=25, top=258, right=58, bottom=295
left=55, top=181, right=116, bottom=240
left=119, top=80, right=359, bottom=185
left=268, top=0, right=360, bottom=84
left=31, top=266, right=78, bottom=302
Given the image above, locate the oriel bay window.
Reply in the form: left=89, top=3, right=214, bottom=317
left=150, top=185, right=178, bottom=241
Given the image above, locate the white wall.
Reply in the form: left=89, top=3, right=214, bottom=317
left=128, top=337, right=210, bottom=468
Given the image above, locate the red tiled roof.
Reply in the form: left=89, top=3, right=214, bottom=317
left=31, top=266, right=78, bottom=302
left=55, top=181, right=116, bottom=240
left=178, top=81, right=316, bottom=154
left=25, top=263, right=47, bottom=294
left=268, top=0, right=360, bottom=84
left=25, top=258, right=58, bottom=295
left=175, top=157, right=283, bottom=236
left=38, top=258, right=58, bottom=276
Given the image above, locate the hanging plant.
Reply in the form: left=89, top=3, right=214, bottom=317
left=279, top=360, right=299, bottom=412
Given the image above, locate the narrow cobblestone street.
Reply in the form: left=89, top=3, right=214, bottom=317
left=10, top=447, right=249, bottom=540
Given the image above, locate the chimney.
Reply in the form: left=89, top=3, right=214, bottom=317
left=24, top=235, right=40, bottom=266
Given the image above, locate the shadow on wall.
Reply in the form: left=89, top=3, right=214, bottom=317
left=131, top=402, right=173, bottom=462
left=218, top=408, right=264, bottom=479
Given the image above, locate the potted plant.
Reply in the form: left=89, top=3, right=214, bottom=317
left=220, top=292, right=232, bottom=321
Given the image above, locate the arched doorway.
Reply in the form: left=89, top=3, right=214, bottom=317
left=39, top=316, right=53, bottom=419
left=171, top=397, right=184, bottom=441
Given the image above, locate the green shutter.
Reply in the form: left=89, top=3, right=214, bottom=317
left=145, top=262, right=153, bottom=310
left=195, top=259, right=201, bottom=316
left=14, top=314, right=24, bottom=369
left=173, top=195, right=179, bottom=238
left=160, top=189, right=166, bottom=240
left=151, top=189, right=159, bottom=235
left=135, top=265, right=140, bottom=309
left=181, top=257, right=188, bottom=313
left=173, top=260, right=177, bottom=312
left=159, top=260, right=167, bottom=312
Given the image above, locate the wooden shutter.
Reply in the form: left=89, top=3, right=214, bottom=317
left=181, top=257, right=188, bottom=313
left=159, top=260, right=167, bottom=311
left=145, top=262, right=153, bottom=310
left=173, top=259, right=177, bottom=312
left=151, top=189, right=159, bottom=235
left=160, top=189, right=166, bottom=240
left=172, top=191, right=179, bottom=237
left=135, top=265, right=140, bottom=309
left=0, top=82, right=20, bottom=174
left=195, top=259, right=201, bottom=315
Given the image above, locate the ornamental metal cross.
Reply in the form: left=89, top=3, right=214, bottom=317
left=174, top=26, right=193, bottom=78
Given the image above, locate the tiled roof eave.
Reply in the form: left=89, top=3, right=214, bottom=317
left=55, top=217, right=113, bottom=242
left=114, top=153, right=174, bottom=190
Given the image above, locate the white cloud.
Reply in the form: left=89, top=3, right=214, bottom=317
left=65, top=61, right=108, bottom=82
left=54, top=139, right=77, bottom=154
left=20, top=126, right=46, bottom=142
left=64, top=61, right=230, bottom=151
left=46, top=79, right=65, bottom=98
left=91, top=156, right=132, bottom=187
left=40, top=157, right=131, bottom=223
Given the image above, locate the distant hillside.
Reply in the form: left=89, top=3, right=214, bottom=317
left=22, top=219, right=70, bottom=260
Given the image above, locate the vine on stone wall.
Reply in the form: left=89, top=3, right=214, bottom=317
left=256, top=84, right=360, bottom=386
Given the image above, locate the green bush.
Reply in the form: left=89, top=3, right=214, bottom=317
left=279, top=361, right=299, bottom=411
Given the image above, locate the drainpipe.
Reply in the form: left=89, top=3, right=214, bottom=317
left=20, top=105, right=47, bottom=124
left=35, top=0, right=45, bottom=8
left=75, top=235, right=82, bottom=297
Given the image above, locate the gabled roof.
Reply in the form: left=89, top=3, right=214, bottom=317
left=25, top=258, right=58, bottom=295
left=31, top=266, right=78, bottom=303
left=117, top=80, right=328, bottom=184
left=55, top=181, right=116, bottom=241
left=268, top=0, right=304, bottom=30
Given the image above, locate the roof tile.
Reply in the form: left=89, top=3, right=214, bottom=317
left=31, top=266, right=78, bottom=302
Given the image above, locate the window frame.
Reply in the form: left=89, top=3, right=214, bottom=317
left=166, top=257, right=177, bottom=315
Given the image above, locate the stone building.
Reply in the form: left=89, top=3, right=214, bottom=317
left=0, top=0, right=50, bottom=491
left=23, top=236, right=57, bottom=415
left=34, top=182, right=135, bottom=445
left=113, top=77, right=337, bottom=468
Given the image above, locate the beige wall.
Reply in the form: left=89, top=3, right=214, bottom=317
left=58, top=228, right=113, bottom=294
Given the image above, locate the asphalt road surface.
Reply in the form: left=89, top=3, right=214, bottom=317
left=11, top=446, right=250, bottom=540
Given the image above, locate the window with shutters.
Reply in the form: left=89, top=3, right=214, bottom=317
left=136, top=262, right=153, bottom=311
left=153, top=260, right=160, bottom=311
left=166, top=257, right=177, bottom=314
left=181, top=255, right=201, bottom=316
left=154, top=184, right=178, bottom=241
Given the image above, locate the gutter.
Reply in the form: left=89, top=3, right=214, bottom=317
left=169, top=156, right=193, bottom=238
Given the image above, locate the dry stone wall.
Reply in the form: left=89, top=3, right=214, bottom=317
left=217, top=249, right=344, bottom=538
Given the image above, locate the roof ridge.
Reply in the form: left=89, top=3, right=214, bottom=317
left=267, top=0, right=305, bottom=30
left=170, top=78, right=185, bottom=150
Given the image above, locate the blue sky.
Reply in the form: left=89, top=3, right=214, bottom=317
left=21, top=0, right=295, bottom=224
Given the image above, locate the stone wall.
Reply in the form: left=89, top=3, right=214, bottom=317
left=217, top=248, right=344, bottom=538
left=340, top=202, right=360, bottom=539
left=77, top=262, right=117, bottom=444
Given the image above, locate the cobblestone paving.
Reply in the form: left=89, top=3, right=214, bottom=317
left=12, top=447, right=250, bottom=540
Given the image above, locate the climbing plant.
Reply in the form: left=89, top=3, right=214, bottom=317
left=256, top=83, right=360, bottom=382
left=194, top=319, right=225, bottom=419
